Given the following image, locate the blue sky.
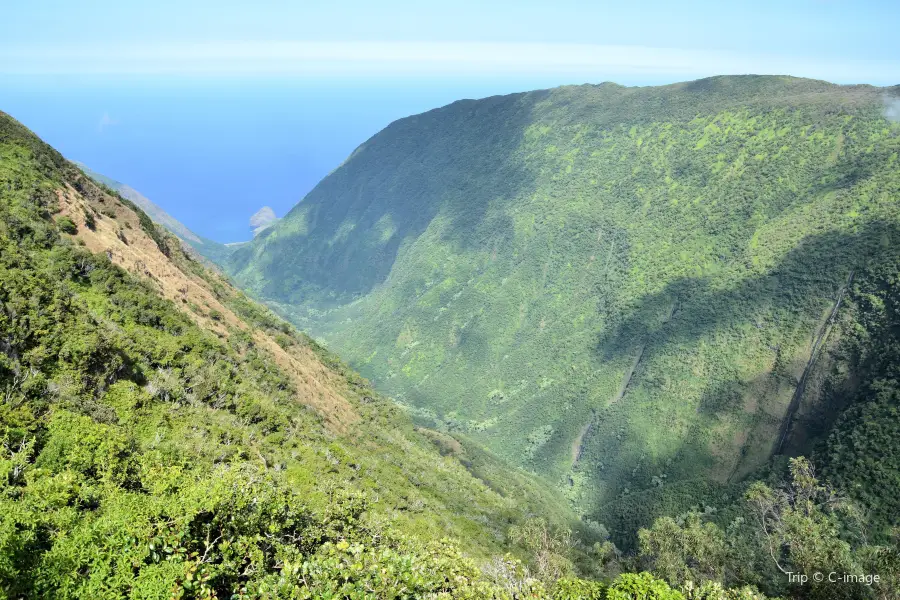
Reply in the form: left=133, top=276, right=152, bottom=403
left=1, top=1, right=898, bottom=241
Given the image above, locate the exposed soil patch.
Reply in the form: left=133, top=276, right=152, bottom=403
left=56, top=183, right=358, bottom=432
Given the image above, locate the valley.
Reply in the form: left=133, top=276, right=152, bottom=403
left=0, top=111, right=607, bottom=597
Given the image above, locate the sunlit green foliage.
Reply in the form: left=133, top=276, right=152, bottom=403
left=639, top=513, right=727, bottom=586
left=606, top=573, right=684, bottom=600
left=56, top=216, right=77, bottom=234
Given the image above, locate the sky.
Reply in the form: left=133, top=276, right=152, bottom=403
left=2, top=0, right=899, bottom=242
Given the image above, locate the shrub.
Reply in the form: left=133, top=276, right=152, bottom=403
left=607, top=572, right=685, bottom=600
left=57, top=216, right=77, bottom=234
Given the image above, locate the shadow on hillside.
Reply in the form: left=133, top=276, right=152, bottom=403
left=579, top=220, right=900, bottom=547
left=596, top=220, right=899, bottom=363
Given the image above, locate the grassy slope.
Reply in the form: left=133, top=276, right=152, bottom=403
left=0, top=110, right=601, bottom=595
left=75, top=162, right=235, bottom=264
left=227, top=76, right=900, bottom=528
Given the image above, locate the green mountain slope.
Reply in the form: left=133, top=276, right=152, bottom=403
left=0, top=110, right=625, bottom=597
left=227, top=76, right=900, bottom=524
left=75, top=162, right=235, bottom=264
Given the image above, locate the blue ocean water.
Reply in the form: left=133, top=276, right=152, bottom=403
left=0, top=74, right=670, bottom=242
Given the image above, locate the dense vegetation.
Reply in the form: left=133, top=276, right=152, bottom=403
left=227, top=76, right=900, bottom=538
left=13, top=104, right=857, bottom=600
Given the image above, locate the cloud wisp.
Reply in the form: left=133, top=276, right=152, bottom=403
left=97, top=112, right=119, bottom=132
left=2, top=41, right=899, bottom=84
left=249, top=206, right=279, bottom=237
left=885, top=95, right=900, bottom=122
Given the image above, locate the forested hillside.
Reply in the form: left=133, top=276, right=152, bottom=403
left=227, top=76, right=900, bottom=531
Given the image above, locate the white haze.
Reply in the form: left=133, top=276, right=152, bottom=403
left=885, top=95, right=900, bottom=122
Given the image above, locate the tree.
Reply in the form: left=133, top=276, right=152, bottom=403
left=508, top=517, right=575, bottom=582
left=639, top=512, right=727, bottom=586
left=745, top=457, right=885, bottom=599
left=746, top=458, right=853, bottom=577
